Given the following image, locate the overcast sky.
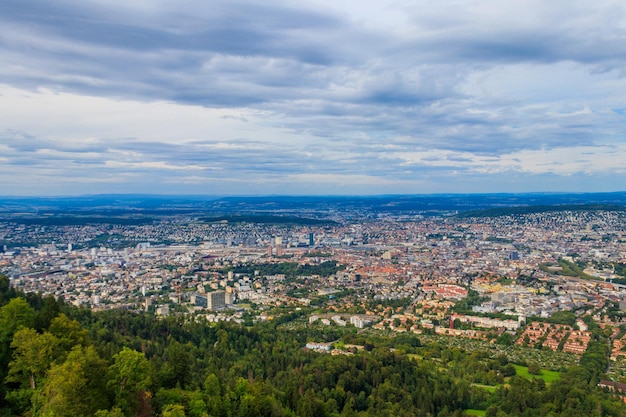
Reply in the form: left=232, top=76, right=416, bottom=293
left=1, top=0, right=625, bottom=196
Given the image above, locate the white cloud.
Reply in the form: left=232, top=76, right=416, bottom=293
left=104, top=161, right=207, bottom=171
left=392, top=145, right=626, bottom=176
left=1, top=0, right=625, bottom=194
left=0, top=84, right=287, bottom=144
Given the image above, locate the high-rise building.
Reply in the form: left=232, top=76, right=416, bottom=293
left=207, top=291, right=226, bottom=310
left=309, top=232, right=314, bottom=246
left=275, top=236, right=283, bottom=256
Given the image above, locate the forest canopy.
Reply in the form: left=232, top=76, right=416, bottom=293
left=0, top=275, right=624, bottom=417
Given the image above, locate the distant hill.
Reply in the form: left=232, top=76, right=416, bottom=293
left=455, top=203, right=626, bottom=218
left=1, top=192, right=626, bottom=217
left=200, top=215, right=336, bottom=225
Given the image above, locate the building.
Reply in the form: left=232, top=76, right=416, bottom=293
left=191, top=293, right=208, bottom=308
left=599, top=380, right=626, bottom=394
left=207, top=290, right=226, bottom=310
left=225, top=290, right=235, bottom=304
left=451, top=314, right=520, bottom=331
left=350, top=316, right=372, bottom=329
left=275, top=236, right=283, bottom=256
left=156, top=305, right=169, bottom=316
left=305, top=342, right=332, bottom=351
left=191, top=291, right=227, bottom=310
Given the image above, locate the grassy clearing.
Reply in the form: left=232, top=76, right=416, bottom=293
left=513, top=364, right=560, bottom=384
left=472, top=383, right=498, bottom=393
left=465, top=409, right=486, bottom=416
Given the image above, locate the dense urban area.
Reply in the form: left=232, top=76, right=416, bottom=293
left=2, top=197, right=626, bottom=416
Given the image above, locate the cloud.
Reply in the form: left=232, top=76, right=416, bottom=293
left=1, top=0, right=625, bottom=195
left=390, top=144, right=626, bottom=177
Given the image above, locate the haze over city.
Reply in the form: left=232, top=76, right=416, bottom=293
left=1, top=0, right=626, bottom=196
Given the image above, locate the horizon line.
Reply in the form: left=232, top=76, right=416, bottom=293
left=1, top=191, right=626, bottom=199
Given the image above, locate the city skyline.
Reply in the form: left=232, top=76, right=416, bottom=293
left=1, top=0, right=626, bottom=196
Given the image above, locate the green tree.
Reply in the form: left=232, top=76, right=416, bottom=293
left=0, top=274, right=17, bottom=306
left=0, top=297, right=36, bottom=337
left=203, top=373, right=223, bottom=416
left=501, top=364, right=516, bottom=377
left=0, top=296, right=37, bottom=408
left=108, top=347, right=151, bottom=416
left=34, top=295, right=62, bottom=331
left=188, top=396, right=209, bottom=417
left=95, top=408, right=126, bottom=417
left=7, top=328, right=60, bottom=390
left=48, top=313, right=89, bottom=353
left=485, top=405, right=505, bottom=417
left=162, top=341, right=192, bottom=389
left=204, top=373, right=221, bottom=396
left=162, top=404, right=186, bottom=417
left=40, top=345, right=110, bottom=417
left=527, top=362, right=541, bottom=376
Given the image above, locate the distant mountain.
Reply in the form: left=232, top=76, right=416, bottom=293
left=1, top=192, right=625, bottom=216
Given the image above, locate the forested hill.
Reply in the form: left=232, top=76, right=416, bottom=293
left=455, top=204, right=626, bottom=218
left=3, top=192, right=626, bottom=217
left=1, top=275, right=625, bottom=417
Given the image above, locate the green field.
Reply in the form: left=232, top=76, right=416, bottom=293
left=473, top=383, right=498, bottom=392
left=513, top=364, right=560, bottom=384
left=465, top=409, right=486, bottom=416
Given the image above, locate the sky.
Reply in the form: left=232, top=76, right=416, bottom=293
left=1, top=0, right=626, bottom=196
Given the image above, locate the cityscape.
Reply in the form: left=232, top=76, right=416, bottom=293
left=3, top=0, right=626, bottom=415
left=3, top=197, right=626, bottom=384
